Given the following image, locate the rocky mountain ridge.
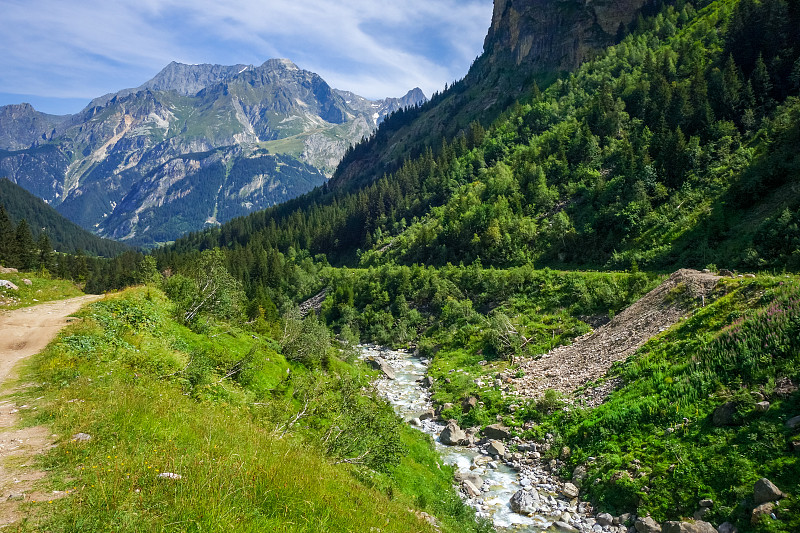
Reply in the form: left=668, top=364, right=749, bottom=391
left=0, top=60, right=426, bottom=246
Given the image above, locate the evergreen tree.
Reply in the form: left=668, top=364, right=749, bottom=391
left=37, top=232, right=54, bottom=272
left=0, top=206, right=14, bottom=267
left=14, top=220, right=37, bottom=271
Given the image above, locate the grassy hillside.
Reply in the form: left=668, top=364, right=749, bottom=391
left=14, top=285, right=489, bottom=532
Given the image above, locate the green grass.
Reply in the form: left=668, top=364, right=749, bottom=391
left=12, top=286, right=484, bottom=532
left=0, top=271, right=84, bottom=309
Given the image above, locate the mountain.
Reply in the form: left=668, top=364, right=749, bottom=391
left=0, top=178, right=127, bottom=256
left=331, top=0, right=660, bottom=189
left=0, top=60, right=426, bottom=247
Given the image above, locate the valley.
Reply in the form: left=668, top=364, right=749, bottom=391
left=0, top=0, right=799, bottom=532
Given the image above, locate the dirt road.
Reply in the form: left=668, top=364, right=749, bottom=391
left=0, top=295, right=103, bottom=385
left=0, top=294, right=103, bottom=524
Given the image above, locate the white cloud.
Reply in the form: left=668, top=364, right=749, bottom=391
left=0, top=0, right=493, bottom=106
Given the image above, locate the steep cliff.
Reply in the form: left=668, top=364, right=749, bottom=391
left=332, top=0, right=659, bottom=189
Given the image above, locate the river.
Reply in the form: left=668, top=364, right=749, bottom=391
left=361, top=345, right=601, bottom=533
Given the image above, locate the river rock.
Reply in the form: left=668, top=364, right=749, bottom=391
left=440, top=420, right=468, bottom=446
left=488, top=440, right=506, bottom=457
left=455, top=471, right=483, bottom=488
left=662, top=520, right=717, bottom=533
left=634, top=516, right=662, bottom=533
left=754, top=477, right=783, bottom=505
left=597, top=512, right=613, bottom=526
left=421, top=376, right=433, bottom=388
left=510, top=489, right=539, bottom=515
left=366, top=357, right=395, bottom=380
left=552, top=521, right=579, bottom=532
left=0, top=280, right=19, bottom=291
left=419, top=409, right=435, bottom=421
left=483, top=423, right=512, bottom=440
left=462, top=479, right=481, bottom=498
left=562, top=482, right=579, bottom=498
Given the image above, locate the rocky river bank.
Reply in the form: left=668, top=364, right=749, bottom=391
left=361, top=345, right=738, bottom=533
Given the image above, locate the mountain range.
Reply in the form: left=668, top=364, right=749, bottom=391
left=0, top=60, right=426, bottom=247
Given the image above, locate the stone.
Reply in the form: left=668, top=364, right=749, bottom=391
left=618, top=513, right=633, bottom=526
left=157, top=472, right=182, bottom=480
left=754, top=401, right=770, bottom=412
left=692, top=507, right=710, bottom=520
left=662, top=520, right=717, bottom=533
left=572, top=465, right=587, bottom=487
left=510, top=489, right=539, bottom=515
left=0, top=267, right=18, bottom=273
left=421, top=376, right=433, bottom=388
left=753, top=477, right=783, bottom=505
left=712, top=402, right=741, bottom=426
left=462, top=479, right=481, bottom=498
left=488, top=440, right=506, bottom=457
left=552, top=521, right=579, bottom=533
left=698, top=499, right=713, bottom=508
left=440, top=420, right=468, bottom=446
left=562, top=482, right=579, bottom=499
left=462, top=396, right=478, bottom=413
left=717, top=522, right=738, bottom=533
left=785, top=415, right=800, bottom=430
left=561, top=446, right=571, bottom=459
left=419, top=409, right=435, bottom=421
left=0, top=280, right=19, bottom=291
left=596, top=512, right=613, bottom=527
left=483, top=423, right=512, bottom=440
left=409, top=418, right=421, bottom=426
left=366, top=357, right=395, bottom=380
left=751, top=502, right=775, bottom=525
left=454, top=471, right=483, bottom=488
left=22, top=278, right=32, bottom=286
left=71, top=433, right=92, bottom=442
left=6, top=492, right=24, bottom=501
left=745, top=274, right=756, bottom=279
left=634, top=516, right=662, bottom=533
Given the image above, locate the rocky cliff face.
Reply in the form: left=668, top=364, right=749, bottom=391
left=0, top=61, right=426, bottom=246
left=483, top=0, right=650, bottom=75
left=332, top=0, right=656, bottom=189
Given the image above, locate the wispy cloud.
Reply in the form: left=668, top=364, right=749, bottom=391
left=0, top=0, right=493, bottom=112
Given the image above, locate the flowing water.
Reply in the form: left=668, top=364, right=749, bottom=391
left=361, top=345, right=596, bottom=533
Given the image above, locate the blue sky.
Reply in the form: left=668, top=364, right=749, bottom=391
left=0, top=0, right=494, bottom=115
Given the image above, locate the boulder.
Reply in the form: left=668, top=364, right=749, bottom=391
left=662, top=521, right=717, bottom=533
left=712, top=402, right=741, bottom=426
left=365, top=357, right=395, bottom=380
left=753, top=477, right=783, bottom=505
left=717, top=522, right=738, bottom=533
left=0, top=280, right=19, bottom=291
left=440, top=420, right=468, bottom=446
left=461, top=479, right=481, bottom=498
left=562, top=482, right=579, bottom=499
left=483, top=423, right=512, bottom=440
left=0, top=267, right=18, bottom=274
left=421, top=376, right=433, bottom=388
left=751, top=502, right=775, bottom=525
left=21, top=278, right=32, bottom=286
left=510, top=489, right=539, bottom=515
left=572, top=465, right=587, bottom=487
left=419, top=409, right=436, bottom=421
left=454, top=471, right=483, bottom=488
left=488, top=440, right=505, bottom=456
left=552, top=521, right=579, bottom=533
left=462, top=396, right=478, bottom=413
left=698, top=499, right=713, bottom=508
left=755, top=401, right=770, bottom=413
left=596, top=513, right=614, bottom=527
left=785, top=415, right=800, bottom=430
left=634, top=516, right=662, bottom=533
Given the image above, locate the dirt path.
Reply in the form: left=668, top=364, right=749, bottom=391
left=510, top=269, right=720, bottom=406
left=0, top=294, right=103, bottom=526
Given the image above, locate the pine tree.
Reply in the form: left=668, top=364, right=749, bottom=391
left=37, top=232, right=54, bottom=273
left=0, top=206, right=14, bottom=267
left=15, top=220, right=37, bottom=271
